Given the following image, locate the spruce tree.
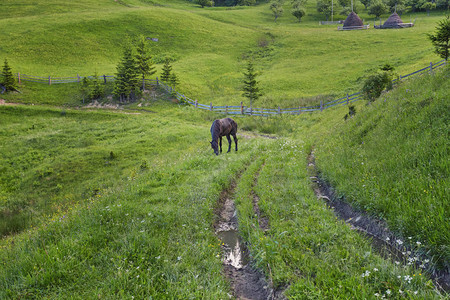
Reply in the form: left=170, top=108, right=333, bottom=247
left=114, top=44, right=139, bottom=102
left=242, top=61, right=262, bottom=111
left=1, top=59, right=17, bottom=93
left=135, top=36, right=156, bottom=90
left=169, top=72, right=179, bottom=89
left=90, top=73, right=104, bottom=101
left=160, top=58, right=173, bottom=84
left=428, top=16, right=450, bottom=61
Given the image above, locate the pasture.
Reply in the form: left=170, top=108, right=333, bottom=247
left=0, top=0, right=449, bottom=298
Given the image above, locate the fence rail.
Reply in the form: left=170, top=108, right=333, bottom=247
left=14, top=60, right=446, bottom=116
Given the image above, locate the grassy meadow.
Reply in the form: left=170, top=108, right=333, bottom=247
left=0, top=0, right=446, bottom=106
left=0, top=0, right=449, bottom=298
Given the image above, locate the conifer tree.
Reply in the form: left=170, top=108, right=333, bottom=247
left=135, top=36, right=156, bottom=90
left=428, top=16, right=450, bottom=61
left=160, top=58, right=173, bottom=84
left=90, top=73, right=104, bottom=101
left=1, top=59, right=17, bottom=93
left=114, top=44, right=139, bottom=102
left=169, top=72, right=179, bottom=89
left=242, top=61, right=262, bottom=111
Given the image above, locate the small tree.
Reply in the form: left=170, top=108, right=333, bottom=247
left=135, top=36, right=156, bottom=90
left=368, top=0, right=388, bottom=19
left=197, top=0, right=214, bottom=7
left=362, top=65, right=395, bottom=102
left=242, top=61, right=262, bottom=111
left=270, top=0, right=285, bottom=21
left=1, top=59, right=17, bottom=93
left=160, top=58, right=173, bottom=84
left=317, top=0, right=333, bottom=20
left=169, top=72, right=179, bottom=89
left=80, top=76, right=90, bottom=103
left=90, top=73, right=104, bottom=101
left=291, top=0, right=307, bottom=22
left=428, top=16, right=450, bottom=61
left=114, top=43, right=139, bottom=102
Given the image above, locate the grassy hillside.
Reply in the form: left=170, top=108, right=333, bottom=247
left=1, top=0, right=446, bottom=106
left=315, top=68, right=449, bottom=270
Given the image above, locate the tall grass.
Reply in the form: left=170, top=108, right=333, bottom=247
left=315, top=67, right=450, bottom=269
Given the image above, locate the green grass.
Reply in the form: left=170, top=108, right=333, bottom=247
left=1, top=0, right=447, bottom=107
left=315, top=67, right=450, bottom=270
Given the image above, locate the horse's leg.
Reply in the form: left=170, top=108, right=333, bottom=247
left=219, top=136, right=223, bottom=153
left=226, top=135, right=232, bottom=153
left=233, top=134, right=238, bottom=152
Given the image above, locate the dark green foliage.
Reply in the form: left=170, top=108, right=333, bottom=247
left=1, top=59, right=17, bottom=93
left=291, top=0, right=307, bottom=22
left=242, top=61, right=262, bottom=108
left=197, top=0, right=214, bottom=7
left=114, top=43, right=139, bottom=102
left=80, top=77, right=90, bottom=103
left=169, top=72, right=179, bottom=88
left=428, top=16, right=450, bottom=61
left=270, top=0, right=284, bottom=21
left=344, top=105, right=356, bottom=120
left=135, top=36, right=156, bottom=90
left=362, top=72, right=393, bottom=102
left=160, top=58, right=173, bottom=84
left=90, top=73, right=104, bottom=101
left=317, top=0, right=333, bottom=20
left=368, top=0, right=388, bottom=18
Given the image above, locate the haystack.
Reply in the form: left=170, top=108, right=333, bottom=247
left=375, top=12, right=414, bottom=29
left=338, top=11, right=369, bottom=30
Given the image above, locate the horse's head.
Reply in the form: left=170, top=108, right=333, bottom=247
left=210, top=141, right=219, bottom=155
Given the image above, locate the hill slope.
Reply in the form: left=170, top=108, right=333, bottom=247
left=315, top=67, right=449, bottom=271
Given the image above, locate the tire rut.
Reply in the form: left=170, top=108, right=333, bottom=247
left=307, top=148, right=449, bottom=293
left=213, top=167, right=281, bottom=300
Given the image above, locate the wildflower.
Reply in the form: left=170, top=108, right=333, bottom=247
left=155, top=256, right=161, bottom=260
left=177, top=256, right=182, bottom=261
left=424, top=259, right=430, bottom=263
left=386, top=237, right=390, bottom=241
left=396, top=239, right=403, bottom=245
left=414, top=291, right=418, bottom=295
left=386, top=289, right=391, bottom=295
left=399, top=289, right=403, bottom=294
left=373, top=268, right=378, bottom=271
left=416, top=241, right=421, bottom=246
left=374, top=293, right=380, bottom=297
left=395, top=261, right=400, bottom=265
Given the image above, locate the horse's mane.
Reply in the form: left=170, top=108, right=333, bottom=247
left=211, top=120, right=221, bottom=142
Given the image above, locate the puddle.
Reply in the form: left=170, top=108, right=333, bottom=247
left=217, top=229, right=250, bottom=269
left=214, top=184, right=277, bottom=299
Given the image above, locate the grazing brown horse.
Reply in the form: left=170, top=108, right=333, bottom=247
left=210, top=118, right=238, bottom=155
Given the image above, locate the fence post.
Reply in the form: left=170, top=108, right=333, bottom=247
left=17, top=72, right=21, bottom=84
left=195, top=99, right=198, bottom=108
left=429, top=62, right=433, bottom=74
left=183, top=95, right=187, bottom=103
left=48, top=76, right=51, bottom=85
left=320, top=100, right=323, bottom=111
left=77, top=74, right=80, bottom=83
left=210, top=102, right=213, bottom=111
left=299, top=106, right=302, bottom=115
left=225, top=105, right=228, bottom=114
left=156, top=77, right=159, bottom=86
left=278, top=106, right=281, bottom=115
left=103, top=75, right=107, bottom=84
left=346, top=93, right=350, bottom=105
left=250, top=104, right=253, bottom=116
left=241, top=102, right=243, bottom=115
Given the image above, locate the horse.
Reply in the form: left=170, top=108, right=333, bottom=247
left=210, top=118, right=238, bottom=156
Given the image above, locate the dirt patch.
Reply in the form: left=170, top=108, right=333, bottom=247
left=214, top=180, right=280, bottom=299
left=0, top=99, right=19, bottom=106
left=307, top=149, right=450, bottom=292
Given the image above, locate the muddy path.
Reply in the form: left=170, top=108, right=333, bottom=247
left=307, top=149, right=450, bottom=293
left=214, top=172, right=283, bottom=299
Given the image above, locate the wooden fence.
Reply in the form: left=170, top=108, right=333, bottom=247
left=15, top=60, right=447, bottom=116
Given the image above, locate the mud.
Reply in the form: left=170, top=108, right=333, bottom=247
left=214, top=182, right=281, bottom=299
left=308, top=150, right=450, bottom=292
